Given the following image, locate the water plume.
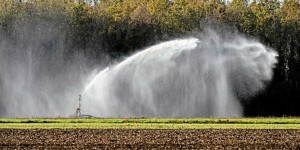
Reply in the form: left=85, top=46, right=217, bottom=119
left=83, top=31, right=277, bottom=118
left=0, top=12, right=91, bottom=117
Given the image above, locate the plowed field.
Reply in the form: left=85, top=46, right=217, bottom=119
left=0, top=129, right=299, bottom=149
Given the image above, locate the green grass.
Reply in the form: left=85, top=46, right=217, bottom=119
left=0, top=118, right=300, bottom=129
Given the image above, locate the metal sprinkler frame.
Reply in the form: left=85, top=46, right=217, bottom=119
left=74, top=94, right=82, bottom=117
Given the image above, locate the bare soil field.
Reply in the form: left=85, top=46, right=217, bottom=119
left=0, top=129, right=299, bottom=149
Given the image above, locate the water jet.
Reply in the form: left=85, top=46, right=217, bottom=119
left=81, top=32, right=277, bottom=118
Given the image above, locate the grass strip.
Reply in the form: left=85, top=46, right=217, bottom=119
left=0, top=118, right=300, bottom=129
left=1, top=118, right=300, bottom=124
left=0, top=123, right=300, bottom=129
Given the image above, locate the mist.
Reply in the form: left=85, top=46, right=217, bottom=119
left=82, top=30, right=277, bottom=118
left=0, top=11, right=95, bottom=117
left=0, top=11, right=277, bottom=118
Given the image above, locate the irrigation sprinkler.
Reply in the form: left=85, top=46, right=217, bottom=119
left=72, top=67, right=110, bottom=118
left=74, top=94, right=82, bottom=118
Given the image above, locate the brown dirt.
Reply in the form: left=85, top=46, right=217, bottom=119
left=0, top=129, right=300, bottom=149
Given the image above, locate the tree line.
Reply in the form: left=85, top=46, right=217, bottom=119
left=0, top=0, right=299, bottom=116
